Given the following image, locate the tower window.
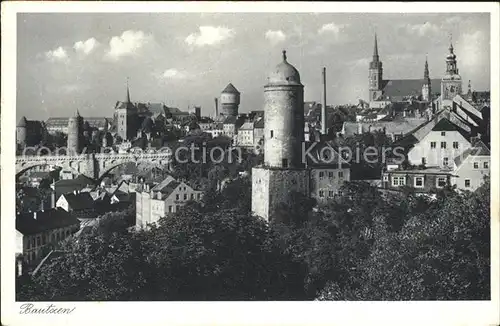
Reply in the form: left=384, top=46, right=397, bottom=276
left=282, top=159, right=288, bottom=168
left=270, top=130, right=274, bottom=138
left=440, top=142, right=446, bottom=149
left=430, top=142, right=436, bottom=149
left=319, top=190, right=324, bottom=198
left=453, top=142, right=459, bottom=149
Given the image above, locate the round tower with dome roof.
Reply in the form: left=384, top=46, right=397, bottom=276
left=251, top=50, right=310, bottom=222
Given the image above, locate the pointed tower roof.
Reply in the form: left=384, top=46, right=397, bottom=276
left=424, top=55, right=430, bottom=84
left=221, top=83, right=240, bottom=94
left=373, top=33, right=379, bottom=58
left=126, top=78, right=131, bottom=103
left=17, top=116, right=28, bottom=127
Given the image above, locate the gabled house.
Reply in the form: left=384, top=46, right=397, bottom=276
left=135, top=176, right=203, bottom=229
left=56, top=192, right=97, bottom=221
left=451, top=140, right=490, bottom=191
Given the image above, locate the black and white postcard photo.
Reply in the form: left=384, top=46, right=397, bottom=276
left=1, top=2, right=499, bottom=326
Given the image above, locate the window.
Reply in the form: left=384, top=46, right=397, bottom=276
left=183, top=194, right=187, bottom=200
left=197, top=193, right=201, bottom=200
left=176, top=194, right=179, bottom=200
left=436, top=177, right=447, bottom=188
left=473, top=162, right=479, bottom=169
left=175, top=205, right=180, bottom=211
left=430, top=142, right=436, bottom=149
left=319, top=190, right=324, bottom=198
left=36, top=236, right=41, bottom=247
left=441, top=131, right=446, bottom=136
left=443, top=157, right=449, bottom=166
left=328, top=172, right=334, bottom=178
left=270, top=130, right=274, bottom=138
left=440, top=142, right=446, bottom=149
left=484, top=161, right=489, bottom=169
left=168, top=206, right=172, bottom=213
left=338, top=171, right=344, bottom=178
left=282, top=159, right=288, bottom=168
left=453, top=142, right=459, bottom=149
left=421, top=157, right=426, bottom=165
left=319, top=171, right=325, bottom=178
left=328, top=190, right=334, bottom=198
left=414, top=177, right=424, bottom=188
left=465, top=179, right=471, bottom=188
left=392, top=176, right=406, bottom=187
left=191, top=194, right=194, bottom=200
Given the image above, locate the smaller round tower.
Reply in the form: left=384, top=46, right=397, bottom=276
left=67, top=110, right=84, bottom=155
left=16, top=116, right=28, bottom=147
left=220, top=83, right=240, bottom=117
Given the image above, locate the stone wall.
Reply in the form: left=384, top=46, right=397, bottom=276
left=252, top=166, right=310, bottom=221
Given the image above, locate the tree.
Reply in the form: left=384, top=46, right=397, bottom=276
left=316, top=181, right=490, bottom=300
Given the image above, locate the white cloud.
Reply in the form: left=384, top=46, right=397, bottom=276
left=185, top=26, right=234, bottom=47
left=265, top=30, right=286, bottom=45
left=459, top=31, right=487, bottom=67
left=45, top=46, right=68, bottom=62
left=161, top=68, right=189, bottom=80
left=105, top=30, right=152, bottom=60
left=318, top=23, right=348, bottom=36
left=405, top=22, right=440, bottom=37
left=74, top=38, right=99, bottom=55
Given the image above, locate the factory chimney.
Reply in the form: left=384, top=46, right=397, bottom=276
left=214, top=98, right=219, bottom=119
left=321, top=67, right=327, bottom=135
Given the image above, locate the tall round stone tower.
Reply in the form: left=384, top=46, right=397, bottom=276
left=67, top=110, right=83, bottom=155
left=263, top=50, right=305, bottom=168
left=16, top=116, right=28, bottom=147
left=252, top=50, right=309, bottom=221
left=220, top=83, right=240, bottom=117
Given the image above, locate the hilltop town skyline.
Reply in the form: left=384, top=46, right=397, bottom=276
left=18, top=13, right=490, bottom=120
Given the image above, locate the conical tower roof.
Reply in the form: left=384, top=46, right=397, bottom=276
left=221, top=83, right=240, bottom=94
left=17, top=116, right=28, bottom=127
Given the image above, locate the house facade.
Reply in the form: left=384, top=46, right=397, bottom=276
left=135, top=176, right=203, bottom=229
left=16, top=208, right=80, bottom=269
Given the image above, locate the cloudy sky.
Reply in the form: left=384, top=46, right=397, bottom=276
left=17, top=12, right=490, bottom=120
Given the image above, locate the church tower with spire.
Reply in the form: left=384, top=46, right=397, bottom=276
left=421, top=56, right=432, bottom=101
left=441, top=39, right=462, bottom=103
left=116, top=79, right=137, bottom=141
left=369, top=33, right=384, bottom=101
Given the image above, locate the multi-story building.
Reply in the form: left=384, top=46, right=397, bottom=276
left=45, top=117, right=110, bottom=134
left=381, top=167, right=453, bottom=193
left=135, top=176, right=203, bottom=229
left=16, top=208, right=80, bottom=268
left=452, top=140, right=490, bottom=191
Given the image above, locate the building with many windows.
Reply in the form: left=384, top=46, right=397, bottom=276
left=16, top=208, right=80, bottom=269
left=135, top=176, right=203, bottom=229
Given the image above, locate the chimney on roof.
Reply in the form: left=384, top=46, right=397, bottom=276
left=321, top=67, right=327, bottom=135
left=214, top=98, right=219, bottom=118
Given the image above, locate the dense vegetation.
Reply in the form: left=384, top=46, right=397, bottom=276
left=16, top=174, right=490, bottom=301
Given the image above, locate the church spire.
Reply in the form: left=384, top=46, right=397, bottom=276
left=424, top=55, right=430, bottom=82
left=372, top=33, right=379, bottom=61
left=126, top=78, right=131, bottom=103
